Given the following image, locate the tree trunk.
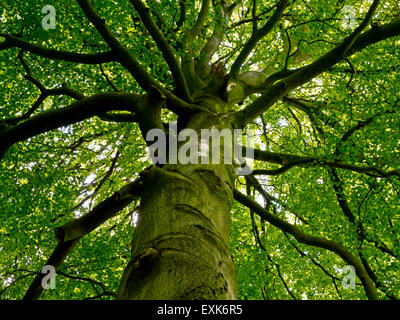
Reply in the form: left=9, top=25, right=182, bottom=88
left=117, top=163, right=238, bottom=299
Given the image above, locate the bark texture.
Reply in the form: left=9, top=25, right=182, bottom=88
left=118, top=93, right=238, bottom=299
left=117, top=164, right=238, bottom=299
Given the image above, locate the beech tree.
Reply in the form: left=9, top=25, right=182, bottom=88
left=0, top=0, right=399, bottom=300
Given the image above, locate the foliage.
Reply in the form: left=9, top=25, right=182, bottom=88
left=0, top=0, right=399, bottom=299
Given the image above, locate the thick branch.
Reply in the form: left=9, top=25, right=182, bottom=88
left=22, top=239, right=79, bottom=300
left=195, top=1, right=236, bottom=78
left=0, top=34, right=114, bottom=64
left=145, top=0, right=177, bottom=40
left=77, top=0, right=157, bottom=92
left=55, top=180, right=142, bottom=242
left=230, top=0, right=289, bottom=78
left=23, top=178, right=143, bottom=300
left=342, top=0, right=380, bottom=57
left=176, top=0, right=187, bottom=31
left=98, top=113, right=137, bottom=123
left=77, top=0, right=199, bottom=115
left=2, top=86, right=85, bottom=126
left=237, top=14, right=400, bottom=125
left=183, top=0, right=211, bottom=43
left=2, top=52, right=85, bottom=125
left=130, top=0, right=191, bottom=101
left=0, top=93, right=141, bottom=160
left=233, top=189, right=378, bottom=300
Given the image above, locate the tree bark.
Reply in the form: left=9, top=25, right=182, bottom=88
left=117, top=163, right=237, bottom=299
left=116, top=63, right=240, bottom=299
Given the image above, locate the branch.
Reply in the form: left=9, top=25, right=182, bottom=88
left=329, top=168, right=398, bottom=259
left=245, top=175, right=309, bottom=225
left=342, top=0, right=380, bottom=57
left=230, top=0, right=289, bottom=78
left=285, top=234, right=344, bottom=298
left=0, top=34, right=114, bottom=64
left=282, top=96, right=322, bottom=115
left=22, top=239, right=79, bottom=300
left=2, top=86, right=85, bottom=126
left=252, top=0, right=258, bottom=33
left=275, top=262, right=298, bottom=299
left=87, top=150, right=121, bottom=210
left=130, top=0, right=191, bottom=101
left=336, top=102, right=398, bottom=152
left=23, top=178, right=143, bottom=300
left=0, top=92, right=141, bottom=160
left=228, top=4, right=279, bottom=29
left=17, top=50, right=86, bottom=104
left=328, top=168, right=356, bottom=223
left=175, top=0, right=187, bottom=31
left=183, top=0, right=211, bottom=43
left=99, top=64, right=119, bottom=92
left=2, top=52, right=86, bottom=126
left=57, top=271, right=117, bottom=298
left=248, top=148, right=400, bottom=178
left=176, top=0, right=214, bottom=93
left=55, top=180, right=142, bottom=242
left=77, top=0, right=199, bottom=115
left=328, top=168, right=399, bottom=299
left=195, top=1, right=236, bottom=78
left=233, top=189, right=378, bottom=300
left=98, top=113, right=137, bottom=123
left=236, top=13, right=400, bottom=125
left=145, top=0, right=177, bottom=40
left=77, top=0, right=157, bottom=92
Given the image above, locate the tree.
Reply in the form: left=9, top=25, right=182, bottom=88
left=0, top=0, right=399, bottom=300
